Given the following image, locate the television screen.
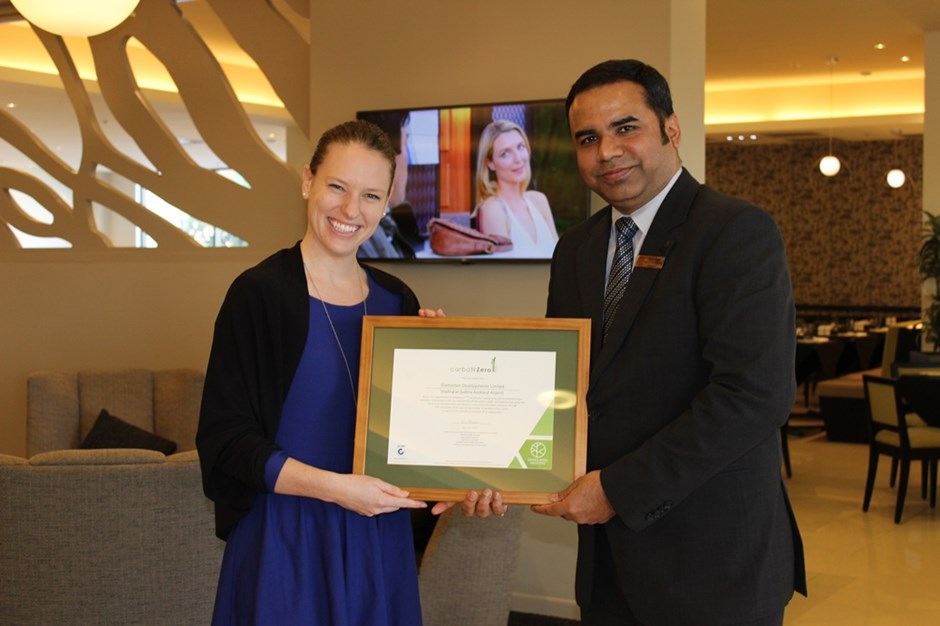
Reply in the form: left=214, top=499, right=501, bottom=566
left=356, top=99, right=591, bottom=262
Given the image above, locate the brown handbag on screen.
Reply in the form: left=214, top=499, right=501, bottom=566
left=426, top=218, right=513, bottom=256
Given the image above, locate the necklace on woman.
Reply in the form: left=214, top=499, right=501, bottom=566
left=301, top=260, right=367, bottom=405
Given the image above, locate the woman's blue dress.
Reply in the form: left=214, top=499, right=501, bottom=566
left=211, top=277, right=422, bottom=625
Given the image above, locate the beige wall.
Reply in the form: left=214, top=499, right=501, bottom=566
left=0, top=250, right=270, bottom=454
left=1, top=0, right=684, bottom=452
left=1, top=0, right=701, bottom=618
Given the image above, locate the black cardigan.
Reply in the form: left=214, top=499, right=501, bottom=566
left=196, top=242, right=420, bottom=539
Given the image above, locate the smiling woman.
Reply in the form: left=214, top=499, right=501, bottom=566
left=300, top=124, right=395, bottom=267
left=473, top=119, right=559, bottom=258
left=196, top=120, right=432, bottom=624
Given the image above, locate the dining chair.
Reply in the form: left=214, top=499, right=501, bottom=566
left=892, top=372, right=938, bottom=494
left=862, top=375, right=940, bottom=523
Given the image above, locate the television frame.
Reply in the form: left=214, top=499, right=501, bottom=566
left=356, top=98, right=591, bottom=263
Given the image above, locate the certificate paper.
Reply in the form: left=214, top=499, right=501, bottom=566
left=387, top=349, right=556, bottom=469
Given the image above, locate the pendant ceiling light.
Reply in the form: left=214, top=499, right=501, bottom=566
left=819, top=56, right=841, bottom=177
left=10, top=0, right=139, bottom=37
left=886, top=168, right=907, bottom=189
left=885, top=130, right=907, bottom=189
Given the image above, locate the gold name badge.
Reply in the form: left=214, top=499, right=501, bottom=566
left=635, top=255, right=665, bottom=269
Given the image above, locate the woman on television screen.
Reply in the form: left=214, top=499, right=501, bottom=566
left=473, top=119, right=559, bottom=258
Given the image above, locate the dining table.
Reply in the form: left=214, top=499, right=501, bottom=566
left=796, top=331, right=886, bottom=383
left=897, top=373, right=940, bottom=428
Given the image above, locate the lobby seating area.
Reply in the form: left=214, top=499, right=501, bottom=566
left=0, top=368, right=523, bottom=626
left=0, top=368, right=222, bottom=625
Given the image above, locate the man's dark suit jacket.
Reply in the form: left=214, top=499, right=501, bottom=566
left=547, top=169, right=807, bottom=625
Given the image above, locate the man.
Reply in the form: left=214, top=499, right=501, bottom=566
left=532, top=59, right=806, bottom=625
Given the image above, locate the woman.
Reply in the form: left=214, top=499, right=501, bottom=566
left=197, top=120, right=505, bottom=625
left=474, top=119, right=559, bottom=258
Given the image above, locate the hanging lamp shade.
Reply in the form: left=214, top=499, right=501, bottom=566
left=817, top=56, right=842, bottom=178
left=819, top=155, right=841, bottom=177
left=886, top=168, right=906, bottom=189
left=10, top=0, right=139, bottom=37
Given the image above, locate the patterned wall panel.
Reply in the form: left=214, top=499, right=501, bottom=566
left=0, top=0, right=310, bottom=251
left=706, top=137, right=922, bottom=311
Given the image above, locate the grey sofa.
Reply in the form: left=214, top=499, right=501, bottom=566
left=1, top=368, right=524, bottom=626
left=0, top=368, right=223, bottom=626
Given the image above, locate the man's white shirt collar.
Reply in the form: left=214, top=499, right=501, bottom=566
left=605, top=168, right=683, bottom=284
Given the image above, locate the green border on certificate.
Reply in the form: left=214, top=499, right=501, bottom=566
left=353, top=316, right=589, bottom=504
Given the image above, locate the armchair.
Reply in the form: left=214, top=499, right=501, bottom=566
left=0, top=368, right=223, bottom=625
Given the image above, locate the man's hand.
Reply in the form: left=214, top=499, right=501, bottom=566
left=431, top=489, right=509, bottom=518
left=530, top=470, right=615, bottom=524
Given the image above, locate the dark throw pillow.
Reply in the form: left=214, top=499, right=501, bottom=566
left=80, top=409, right=177, bottom=455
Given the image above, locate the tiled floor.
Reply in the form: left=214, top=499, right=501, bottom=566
left=510, top=428, right=940, bottom=625
left=783, top=429, right=940, bottom=625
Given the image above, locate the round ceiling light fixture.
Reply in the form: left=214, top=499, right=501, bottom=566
left=10, top=0, right=139, bottom=37
left=818, top=56, right=842, bottom=178
left=886, top=168, right=906, bottom=189
left=819, top=155, right=841, bottom=177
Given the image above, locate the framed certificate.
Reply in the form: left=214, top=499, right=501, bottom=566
left=353, top=316, right=589, bottom=504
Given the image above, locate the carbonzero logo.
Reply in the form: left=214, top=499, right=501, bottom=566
left=450, top=356, right=498, bottom=374
left=529, top=442, right=547, bottom=459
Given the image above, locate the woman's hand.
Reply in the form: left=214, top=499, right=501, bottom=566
left=418, top=308, right=446, bottom=318
left=326, top=473, right=428, bottom=517
left=274, top=458, right=425, bottom=517
left=431, top=489, right=509, bottom=518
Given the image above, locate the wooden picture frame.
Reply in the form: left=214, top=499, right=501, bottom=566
left=353, top=316, right=589, bottom=504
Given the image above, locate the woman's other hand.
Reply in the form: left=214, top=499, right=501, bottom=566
left=418, top=308, right=445, bottom=318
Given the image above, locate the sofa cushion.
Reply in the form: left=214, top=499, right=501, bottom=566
left=153, top=369, right=204, bottom=452
left=30, top=448, right=167, bottom=465
left=27, top=370, right=80, bottom=455
left=80, top=409, right=177, bottom=455
left=78, top=369, right=154, bottom=439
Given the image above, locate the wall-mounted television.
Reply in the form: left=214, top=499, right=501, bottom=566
left=356, top=99, right=591, bottom=262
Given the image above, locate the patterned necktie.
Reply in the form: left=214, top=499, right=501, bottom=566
left=603, top=216, right=639, bottom=339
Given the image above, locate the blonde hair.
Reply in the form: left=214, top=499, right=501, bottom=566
left=474, top=120, right=532, bottom=208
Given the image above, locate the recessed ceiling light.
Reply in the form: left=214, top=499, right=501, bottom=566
left=726, top=136, right=733, bottom=142
left=5, top=102, right=14, bottom=109
left=750, top=135, right=757, bottom=141
left=875, top=43, right=885, bottom=50
left=901, top=55, right=911, bottom=62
